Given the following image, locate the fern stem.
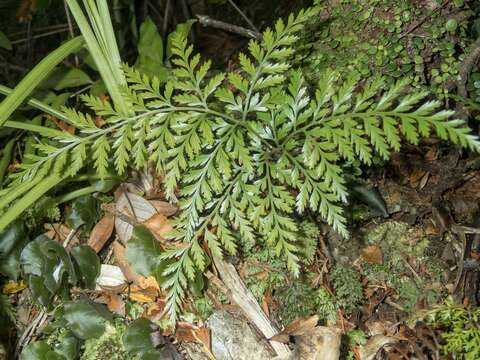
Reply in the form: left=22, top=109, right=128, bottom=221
left=192, top=171, right=243, bottom=238
left=281, top=110, right=426, bottom=145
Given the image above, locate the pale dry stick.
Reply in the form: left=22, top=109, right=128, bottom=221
left=457, top=37, right=480, bottom=98
left=162, top=0, right=171, bottom=40
left=62, top=226, right=81, bottom=247
left=104, top=243, right=115, bottom=264
left=10, top=28, right=73, bottom=45
left=7, top=23, right=70, bottom=38
left=451, top=225, right=480, bottom=293
left=196, top=15, right=261, bottom=40
left=385, top=297, right=405, bottom=312
left=212, top=256, right=291, bottom=358
left=16, top=227, right=80, bottom=353
left=63, top=0, right=79, bottom=67
left=226, top=0, right=259, bottom=33
left=402, top=258, right=423, bottom=285
left=398, top=0, right=447, bottom=40
left=15, top=311, right=49, bottom=353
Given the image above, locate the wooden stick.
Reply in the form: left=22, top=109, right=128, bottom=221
left=196, top=15, right=261, bottom=40
left=212, top=256, right=291, bottom=358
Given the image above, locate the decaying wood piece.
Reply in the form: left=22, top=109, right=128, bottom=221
left=290, top=326, right=342, bottom=360
left=360, top=335, right=398, bottom=360
left=212, top=256, right=291, bottom=358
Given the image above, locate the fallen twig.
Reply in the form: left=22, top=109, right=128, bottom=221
left=196, top=15, right=261, bottom=40
left=212, top=256, right=291, bottom=358
left=226, top=0, right=259, bottom=33
left=457, top=37, right=480, bottom=98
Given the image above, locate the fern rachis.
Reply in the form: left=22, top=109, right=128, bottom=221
left=1, top=6, right=479, bottom=320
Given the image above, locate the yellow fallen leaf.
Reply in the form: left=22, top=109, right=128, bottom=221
left=2, top=280, right=27, bottom=294
left=129, top=291, right=156, bottom=303
left=138, top=276, right=160, bottom=292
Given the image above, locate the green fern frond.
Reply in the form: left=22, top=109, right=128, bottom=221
left=2, top=5, right=479, bottom=321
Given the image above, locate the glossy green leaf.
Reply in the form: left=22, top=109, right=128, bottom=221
left=125, top=225, right=162, bottom=277
left=0, top=220, right=28, bottom=279
left=0, top=31, right=12, bottom=51
left=136, top=18, right=168, bottom=81
left=62, top=299, right=110, bottom=340
left=20, top=341, right=66, bottom=360
left=65, top=195, right=100, bottom=232
left=28, top=275, right=53, bottom=307
left=20, top=235, right=76, bottom=293
left=71, top=245, right=100, bottom=289
left=52, top=68, right=93, bottom=90
left=123, top=318, right=161, bottom=359
left=52, top=335, right=79, bottom=360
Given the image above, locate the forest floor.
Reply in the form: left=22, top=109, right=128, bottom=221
left=2, top=0, right=480, bottom=359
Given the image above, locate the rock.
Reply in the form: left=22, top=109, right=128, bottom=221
left=185, top=310, right=275, bottom=360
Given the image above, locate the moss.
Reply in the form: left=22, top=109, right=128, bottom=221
left=331, top=266, right=364, bottom=314
left=81, top=321, right=130, bottom=360
left=276, top=281, right=338, bottom=326
left=297, top=0, right=472, bottom=97
left=362, top=221, right=446, bottom=313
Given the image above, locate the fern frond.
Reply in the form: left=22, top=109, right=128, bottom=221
left=3, top=5, right=479, bottom=322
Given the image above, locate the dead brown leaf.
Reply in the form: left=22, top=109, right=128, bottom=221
left=142, top=213, right=173, bottom=240
left=138, top=276, right=160, bottom=292
left=419, top=171, right=430, bottom=190
left=143, top=299, right=167, bottom=321
left=361, top=245, right=383, bottom=264
left=115, top=191, right=156, bottom=242
left=16, top=0, right=37, bottom=22
left=250, top=268, right=270, bottom=280
left=128, top=291, right=156, bottom=303
left=176, top=322, right=211, bottom=350
left=424, top=147, right=438, bottom=162
left=49, top=117, right=76, bottom=134
left=270, top=315, right=319, bottom=343
left=96, top=292, right=125, bottom=316
left=128, top=276, right=160, bottom=303
left=88, top=215, right=114, bottom=253
left=262, top=294, right=270, bottom=318
left=44, top=223, right=80, bottom=248
left=44, top=223, right=73, bottom=241
left=408, top=169, right=427, bottom=188
left=112, top=240, right=141, bottom=284
left=149, top=200, right=178, bottom=217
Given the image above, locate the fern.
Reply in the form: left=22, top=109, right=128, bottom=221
left=2, top=6, right=480, bottom=320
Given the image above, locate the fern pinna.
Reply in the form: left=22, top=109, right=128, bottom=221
left=3, top=7, right=480, bottom=319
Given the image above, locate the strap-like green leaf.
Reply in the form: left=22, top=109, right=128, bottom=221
left=0, top=36, right=84, bottom=127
